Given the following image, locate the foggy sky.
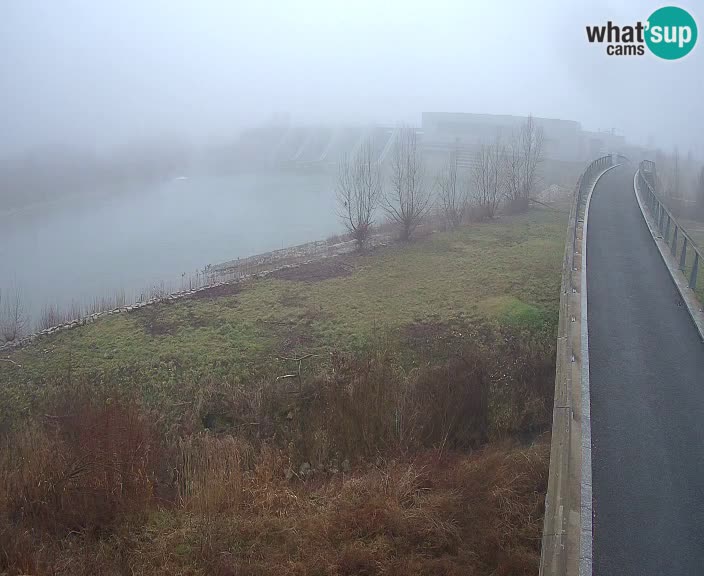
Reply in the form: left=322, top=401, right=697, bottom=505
left=1, top=0, right=702, bottom=157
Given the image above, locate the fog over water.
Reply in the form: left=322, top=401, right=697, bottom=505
left=1, top=0, right=702, bottom=325
left=0, top=171, right=337, bottom=320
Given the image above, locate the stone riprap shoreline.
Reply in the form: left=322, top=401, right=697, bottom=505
left=0, top=232, right=392, bottom=353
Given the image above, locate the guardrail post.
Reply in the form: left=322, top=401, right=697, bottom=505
left=665, top=214, right=671, bottom=242
left=641, top=159, right=703, bottom=296
left=672, top=225, right=679, bottom=257
left=659, top=205, right=665, bottom=234
left=680, top=236, right=688, bottom=271
left=691, top=253, right=699, bottom=290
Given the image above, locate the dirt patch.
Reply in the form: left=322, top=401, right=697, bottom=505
left=186, top=283, right=241, bottom=300
left=403, top=317, right=492, bottom=355
left=136, top=307, right=178, bottom=336
left=258, top=315, right=317, bottom=357
left=185, top=309, right=210, bottom=329
left=270, top=258, right=354, bottom=282
left=277, top=326, right=314, bottom=356
left=405, top=319, right=449, bottom=343
left=404, top=319, right=460, bottom=355
left=279, top=290, right=306, bottom=308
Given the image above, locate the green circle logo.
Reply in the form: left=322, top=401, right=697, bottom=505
left=645, top=6, right=698, bottom=59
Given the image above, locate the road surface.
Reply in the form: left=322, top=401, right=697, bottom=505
left=587, top=164, right=704, bottom=576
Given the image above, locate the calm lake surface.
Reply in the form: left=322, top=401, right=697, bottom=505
left=0, top=171, right=339, bottom=325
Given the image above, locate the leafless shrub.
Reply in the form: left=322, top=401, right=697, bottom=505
left=412, top=351, right=491, bottom=450
left=37, top=303, right=72, bottom=330
left=148, top=282, right=168, bottom=300
left=436, top=149, right=469, bottom=228
left=0, top=287, right=28, bottom=342
left=86, top=288, right=127, bottom=315
left=652, top=149, right=704, bottom=219
left=0, top=332, right=553, bottom=575
left=384, top=126, right=432, bottom=240
left=657, top=148, right=688, bottom=217
left=114, top=288, right=127, bottom=307
left=256, top=333, right=552, bottom=467
left=337, top=137, right=382, bottom=250
left=697, top=166, right=704, bottom=218
left=473, top=138, right=505, bottom=219
left=68, top=300, right=83, bottom=321
left=0, top=396, right=165, bottom=536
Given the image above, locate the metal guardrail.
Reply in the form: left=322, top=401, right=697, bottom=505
left=540, top=154, right=614, bottom=576
left=543, top=156, right=701, bottom=575
left=573, top=155, right=615, bottom=253
left=636, top=160, right=701, bottom=293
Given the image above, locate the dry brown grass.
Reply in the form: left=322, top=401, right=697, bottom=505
left=254, top=333, right=552, bottom=469
left=0, top=400, right=166, bottom=533
left=0, top=336, right=553, bottom=575
left=133, top=438, right=548, bottom=576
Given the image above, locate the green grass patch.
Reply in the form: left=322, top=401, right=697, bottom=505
left=481, top=295, right=548, bottom=330
left=0, top=206, right=567, bottom=424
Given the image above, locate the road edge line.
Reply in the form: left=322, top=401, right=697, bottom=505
left=632, top=171, right=704, bottom=342
left=579, top=162, right=620, bottom=576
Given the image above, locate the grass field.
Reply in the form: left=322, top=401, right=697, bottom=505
left=681, top=220, right=704, bottom=247
left=1, top=206, right=565, bottom=411
left=0, top=205, right=567, bottom=576
left=674, top=218, right=704, bottom=303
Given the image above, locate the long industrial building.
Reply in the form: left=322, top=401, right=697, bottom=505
left=227, top=112, right=627, bottom=171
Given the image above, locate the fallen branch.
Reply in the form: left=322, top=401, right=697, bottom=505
left=275, top=353, right=317, bottom=387
left=0, top=358, right=22, bottom=368
left=276, top=353, right=316, bottom=362
left=261, top=319, right=295, bottom=326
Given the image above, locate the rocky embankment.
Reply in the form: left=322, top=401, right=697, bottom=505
left=0, top=231, right=392, bottom=353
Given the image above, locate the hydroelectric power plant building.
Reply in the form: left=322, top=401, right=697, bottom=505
left=225, top=112, right=627, bottom=173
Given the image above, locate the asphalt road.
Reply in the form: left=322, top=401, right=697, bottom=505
left=587, top=165, right=704, bottom=575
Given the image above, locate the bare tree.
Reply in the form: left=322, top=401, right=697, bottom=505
left=657, top=148, right=685, bottom=216
left=503, top=138, right=523, bottom=206
left=436, top=149, right=468, bottom=228
left=337, top=137, right=382, bottom=250
left=696, top=166, right=704, bottom=218
left=472, top=138, right=504, bottom=219
left=520, top=115, right=544, bottom=203
left=0, top=286, right=27, bottom=342
left=384, top=126, right=432, bottom=240
left=673, top=147, right=680, bottom=199
left=504, top=115, right=545, bottom=211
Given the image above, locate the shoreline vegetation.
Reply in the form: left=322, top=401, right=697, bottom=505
left=1, top=119, right=574, bottom=574
left=0, top=199, right=567, bottom=575
left=0, top=226, right=393, bottom=353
